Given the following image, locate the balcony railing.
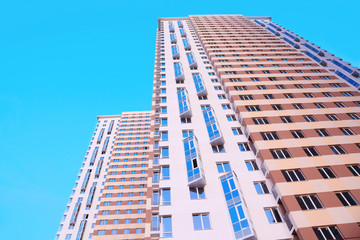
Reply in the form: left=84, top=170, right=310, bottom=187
left=81, top=171, right=91, bottom=191
left=220, top=172, right=255, bottom=239
left=177, top=20, right=183, bottom=28
left=180, top=28, right=186, bottom=37
left=171, top=45, right=180, bottom=59
left=192, top=73, right=207, bottom=96
left=89, top=147, right=98, bottom=165
left=304, top=43, right=324, bottom=56
left=177, top=89, right=192, bottom=117
left=187, top=52, right=197, bottom=68
left=183, top=135, right=206, bottom=187
left=332, top=59, right=359, bottom=77
left=97, top=128, right=104, bottom=143
left=304, top=51, right=327, bottom=66
left=202, top=107, right=224, bottom=145
left=183, top=38, right=191, bottom=50
left=86, top=186, right=96, bottom=206
left=174, top=62, right=184, bottom=81
left=70, top=202, right=81, bottom=225
left=170, top=33, right=177, bottom=43
left=169, top=24, right=174, bottom=33
left=75, top=220, right=87, bottom=240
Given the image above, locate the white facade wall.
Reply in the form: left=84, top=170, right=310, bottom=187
left=154, top=18, right=292, bottom=240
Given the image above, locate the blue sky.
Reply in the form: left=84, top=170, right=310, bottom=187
left=0, top=0, right=359, bottom=239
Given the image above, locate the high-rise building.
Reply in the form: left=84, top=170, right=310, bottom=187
left=56, top=15, right=360, bottom=240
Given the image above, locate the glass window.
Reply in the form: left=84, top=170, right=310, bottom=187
left=190, top=187, right=205, bottom=199
left=162, top=216, right=172, bottom=237
left=217, top=162, right=231, bottom=173
left=193, top=214, right=211, bottom=230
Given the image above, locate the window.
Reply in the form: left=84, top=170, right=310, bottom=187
left=181, top=117, right=192, bottom=123
left=296, top=194, right=323, bottom=210
left=212, top=145, right=225, bottom=153
left=161, top=118, right=168, bottom=126
left=281, top=116, right=293, bottom=123
left=182, top=130, right=193, bottom=138
left=161, top=166, right=170, bottom=180
left=65, top=234, right=72, bottom=239
left=303, top=147, right=320, bottom=157
left=330, top=145, right=347, bottom=154
left=261, top=132, right=279, bottom=140
left=342, top=91, right=354, bottom=96
left=161, top=216, right=172, bottom=237
left=315, top=103, right=326, bottom=108
left=304, top=115, right=316, bottom=122
left=257, top=85, right=266, bottom=89
left=282, top=169, right=306, bottom=182
left=304, top=93, right=315, bottom=98
left=348, top=113, right=360, bottom=119
left=272, top=104, right=283, bottom=110
left=316, top=129, right=330, bottom=137
left=340, top=128, right=355, bottom=135
left=123, top=229, right=130, bottom=234
left=239, top=95, right=253, bottom=100
left=161, top=107, right=167, bottom=114
left=326, top=114, right=339, bottom=121
left=284, top=93, right=294, bottom=99
left=253, top=117, right=269, bottom=125
left=222, top=104, right=231, bottom=109
left=264, top=94, right=274, bottom=99
left=161, top=189, right=171, bottom=205
left=270, top=149, right=291, bottom=159
left=318, top=167, right=336, bottom=179
left=218, top=94, right=226, bottom=99
left=336, top=192, right=358, bottom=206
left=97, top=230, right=105, bottom=236
left=313, top=226, right=344, bottom=240
left=264, top=208, right=282, bottom=223
left=193, top=214, right=211, bottom=230
left=161, top=147, right=169, bottom=158
left=254, top=181, right=269, bottom=194
left=216, top=162, right=231, bottom=173
left=161, top=131, right=168, bottom=141
left=245, top=160, right=259, bottom=171
left=238, top=143, right=250, bottom=151
left=347, top=165, right=360, bottom=176
left=226, top=115, right=236, bottom=121
left=245, top=105, right=261, bottom=111
left=190, top=187, right=205, bottom=199
left=291, top=130, right=305, bottom=138
left=323, top=92, right=333, bottom=97
left=232, top=128, right=242, bottom=135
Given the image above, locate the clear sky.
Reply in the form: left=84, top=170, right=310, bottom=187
left=0, top=0, right=359, bottom=239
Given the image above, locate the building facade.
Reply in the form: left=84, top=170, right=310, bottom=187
left=56, top=14, right=360, bottom=240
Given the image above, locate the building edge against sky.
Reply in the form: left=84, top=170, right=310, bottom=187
left=56, top=14, right=360, bottom=240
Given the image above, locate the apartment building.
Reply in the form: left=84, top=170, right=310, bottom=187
left=56, top=14, right=360, bottom=240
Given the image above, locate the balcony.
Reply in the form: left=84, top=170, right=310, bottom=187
left=304, top=43, right=324, bottom=56
left=81, top=170, right=91, bottom=191
left=89, top=147, right=98, bottom=165
left=170, top=33, right=177, bottom=43
left=171, top=45, right=180, bottom=59
left=192, top=73, right=207, bottom=96
left=202, top=107, right=224, bottom=145
left=107, top=120, right=114, bottom=134
left=177, top=89, right=192, bottom=117
left=187, top=52, right=197, bottom=68
left=283, top=37, right=300, bottom=49
left=254, top=19, right=265, bottom=27
left=70, top=202, right=81, bottom=225
left=86, top=186, right=96, bottom=207
left=183, top=38, right=191, bottom=50
left=174, top=62, right=184, bottom=81
left=332, top=59, right=359, bottom=77
left=335, top=71, right=360, bottom=89
left=95, top=159, right=103, bottom=177
left=169, top=23, right=174, bottom=33
left=304, top=51, right=327, bottom=66
left=183, top=135, right=206, bottom=187
left=284, top=31, right=300, bottom=42
left=75, top=220, right=87, bottom=240
left=180, top=28, right=186, bottom=37
left=97, top=128, right=104, bottom=144
left=102, top=137, right=109, bottom=154
left=269, top=22, right=281, bottom=31
left=219, top=172, right=255, bottom=239
left=266, top=27, right=280, bottom=36
left=177, top=20, right=183, bottom=28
